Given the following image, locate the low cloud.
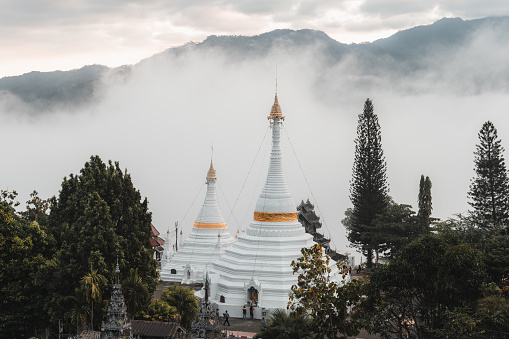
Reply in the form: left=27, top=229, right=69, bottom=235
left=2, top=19, right=509, bottom=263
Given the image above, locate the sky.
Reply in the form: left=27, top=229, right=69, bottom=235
left=2, top=1, right=509, bottom=263
left=2, top=0, right=509, bottom=77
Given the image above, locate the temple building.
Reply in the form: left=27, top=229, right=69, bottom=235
left=202, top=93, right=344, bottom=319
left=160, top=161, right=236, bottom=283
left=297, top=199, right=348, bottom=263
left=101, top=260, right=131, bottom=339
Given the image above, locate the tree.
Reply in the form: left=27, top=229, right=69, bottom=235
left=254, top=309, right=311, bottom=339
left=46, top=155, right=158, bottom=326
left=417, top=175, right=432, bottom=232
left=346, top=98, right=388, bottom=268
left=362, top=234, right=488, bottom=338
left=140, top=300, right=177, bottom=322
left=79, top=266, right=107, bottom=331
left=0, top=197, right=54, bottom=338
left=161, top=285, right=200, bottom=330
left=20, top=190, right=51, bottom=225
left=367, top=198, right=421, bottom=259
left=468, top=121, right=509, bottom=228
left=289, top=244, right=365, bottom=339
left=123, top=268, right=150, bottom=319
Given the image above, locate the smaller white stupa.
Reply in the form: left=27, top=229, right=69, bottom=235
left=160, top=160, right=236, bottom=283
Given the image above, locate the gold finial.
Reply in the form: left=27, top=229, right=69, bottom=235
left=167, top=226, right=170, bottom=234
left=267, top=69, right=283, bottom=120
left=235, top=234, right=237, bottom=239
left=218, top=232, right=221, bottom=238
left=206, top=159, right=216, bottom=180
left=180, top=230, right=183, bottom=235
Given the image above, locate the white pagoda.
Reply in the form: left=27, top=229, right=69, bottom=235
left=160, top=161, right=236, bottom=283
left=203, top=93, right=344, bottom=319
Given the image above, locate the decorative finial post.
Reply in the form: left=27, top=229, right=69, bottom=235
left=276, top=65, right=278, bottom=94
left=175, top=221, right=178, bottom=252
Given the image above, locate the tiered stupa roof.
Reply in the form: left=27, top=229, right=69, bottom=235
left=160, top=160, right=236, bottom=283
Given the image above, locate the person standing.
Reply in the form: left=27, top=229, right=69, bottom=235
left=250, top=305, right=254, bottom=320
left=242, top=305, right=247, bottom=320
left=223, top=310, right=230, bottom=326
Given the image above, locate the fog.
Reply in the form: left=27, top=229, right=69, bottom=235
left=2, top=27, right=509, bottom=262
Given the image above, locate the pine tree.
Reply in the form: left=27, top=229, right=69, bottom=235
left=346, top=98, right=388, bottom=268
left=418, top=175, right=432, bottom=232
left=468, top=121, right=509, bottom=228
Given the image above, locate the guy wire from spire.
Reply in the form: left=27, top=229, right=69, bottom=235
left=240, top=129, right=270, bottom=229
left=281, top=124, right=339, bottom=252
left=179, top=183, right=205, bottom=234
left=225, top=125, right=271, bottom=228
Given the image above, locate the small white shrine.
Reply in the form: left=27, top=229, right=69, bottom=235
left=160, top=161, right=236, bottom=283
left=202, top=93, right=344, bottom=319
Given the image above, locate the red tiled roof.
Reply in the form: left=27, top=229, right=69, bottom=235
left=151, top=224, right=160, bottom=236
left=149, top=236, right=165, bottom=247
left=132, top=320, right=185, bottom=337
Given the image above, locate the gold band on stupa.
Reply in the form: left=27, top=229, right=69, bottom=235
left=193, top=222, right=227, bottom=229
left=253, top=211, right=298, bottom=222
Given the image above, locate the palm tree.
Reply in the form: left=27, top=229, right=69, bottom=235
left=80, top=266, right=107, bottom=331
left=70, top=304, right=89, bottom=333
left=255, top=309, right=311, bottom=339
left=123, top=268, right=150, bottom=319
left=161, top=285, right=200, bottom=329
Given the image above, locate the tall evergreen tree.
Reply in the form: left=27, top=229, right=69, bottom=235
left=418, top=175, right=432, bottom=232
left=468, top=121, right=509, bottom=228
left=346, top=98, right=388, bottom=268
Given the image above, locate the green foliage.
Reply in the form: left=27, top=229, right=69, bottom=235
left=123, top=268, right=150, bottom=319
left=468, top=121, right=509, bottom=228
left=418, top=175, right=433, bottom=232
left=484, top=235, right=509, bottom=287
left=254, top=309, right=311, bottom=339
left=46, top=155, right=158, bottom=327
left=368, top=198, right=421, bottom=259
left=362, top=234, right=488, bottom=338
left=289, top=244, right=365, bottom=339
left=140, top=299, right=177, bottom=322
left=161, top=285, right=200, bottom=329
left=0, top=200, right=54, bottom=338
left=20, top=190, right=51, bottom=225
left=79, top=266, right=107, bottom=331
left=347, top=98, right=388, bottom=267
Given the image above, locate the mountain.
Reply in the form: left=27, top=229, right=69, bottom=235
left=1, top=16, right=509, bottom=114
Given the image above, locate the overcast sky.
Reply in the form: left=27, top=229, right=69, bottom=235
left=2, top=0, right=509, bottom=77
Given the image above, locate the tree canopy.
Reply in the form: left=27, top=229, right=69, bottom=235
left=45, top=155, right=158, bottom=330
left=0, top=194, right=54, bottom=338
left=289, top=244, right=365, bottom=339
left=161, top=285, right=200, bottom=330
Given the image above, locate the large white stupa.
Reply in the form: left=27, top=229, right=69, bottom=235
left=160, top=161, right=236, bottom=283
left=203, top=93, right=343, bottom=319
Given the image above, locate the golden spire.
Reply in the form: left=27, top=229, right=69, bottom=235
left=268, top=92, right=284, bottom=120
left=206, top=160, right=216, bottom=180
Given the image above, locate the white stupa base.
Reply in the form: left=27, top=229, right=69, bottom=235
left=160, top=228, right=236, bottom=283
left=202, top=221, right=347, bottom=319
